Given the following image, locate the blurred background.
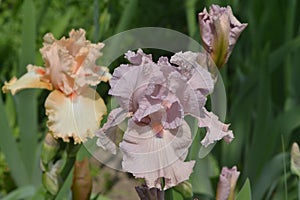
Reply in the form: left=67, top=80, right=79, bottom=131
left=0, top=0, right=300, bottom=199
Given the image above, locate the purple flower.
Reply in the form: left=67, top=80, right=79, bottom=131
left=135, top=185, right=164, bottom=200
left=96, top=49, right=233, bottom=189
left=216, top=166, right=240, bottom=200
left=199, top=5, right=247, bottom=67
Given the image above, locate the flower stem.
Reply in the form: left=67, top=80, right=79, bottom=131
left=298, top=177, right=300, bottom=200
left=61, top=143, right=81, bottom=181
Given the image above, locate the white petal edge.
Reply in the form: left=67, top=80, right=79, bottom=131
left=45, top=88, right=106, bottom=144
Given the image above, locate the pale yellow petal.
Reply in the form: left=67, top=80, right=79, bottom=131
left=2, top=64, right=52, bottom=95
left=45, top=88, right=106, bottom=144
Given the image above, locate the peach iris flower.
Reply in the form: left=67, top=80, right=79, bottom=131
left=2, top=29, right=111, bottom=144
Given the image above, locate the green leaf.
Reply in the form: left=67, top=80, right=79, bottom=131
left=0, top=93, right=29, bottom=186
left=17, top=0, right=39, bottom=185
left=54, top=167, right=73, bottom=200
left=235, top=179, right=252, bottom=200
left=2, top=185, right=35, bottom=200
left=190, top=155, right=218, bottom=196
left=19, top=0, right=36, bottom=75
left=253, top=153, right=288, bottom=200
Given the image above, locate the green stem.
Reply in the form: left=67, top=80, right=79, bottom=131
left=298, top=177, right=300, bottom=200
left=51, top=143, right=81, bottom=200
left=61, top=143, right=81, bottom=181
left=185, top=0, right=197, bottom=38
left=60, top=155, right=76, bottom=182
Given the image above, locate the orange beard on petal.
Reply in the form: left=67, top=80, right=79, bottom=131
left=151, top=121, right=164, bottom=138
left=68, top=92, right=78, bottom=101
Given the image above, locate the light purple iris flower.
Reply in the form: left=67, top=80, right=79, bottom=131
left=96, top=49, right=233, bottom=189
left=216, top=166, right=240, bottom=200
left=199, top=5, right=247, bottom=67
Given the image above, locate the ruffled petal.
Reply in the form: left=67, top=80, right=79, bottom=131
left=125, top=49, right=153, bottom=65
left=198, top=108, right=234, bottom=147
left=71, top=42, right=107, bottom=90
left=170, top=51, right=215, bottom=117
left=2, top=64, right=52, bottom=95
left=120, top=119, right=195, bottom=190
left=41, top=42, right=75, bottom=95
left=170, top=51, right=215, bottom=91
left=109, top=62, right=161, bottom=112
left=45, top=88, right=106, bottom=144
left=41, top=29, right=109, bottom=95
left=96, top=107, right=130, bottom=154
left=198, top=8, right=213, bottom=53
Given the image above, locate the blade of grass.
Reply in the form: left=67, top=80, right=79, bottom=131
left=16, top=0, right=38, bottom=184
left=244, top=45, right=271, bottom=183
left=54, top=168, right=73, bottom=200
left=103, top=0, right=138, bottom=62
left=93, top=0, right=99, bottom=42
left=50, top=7, right=75, bottom=38
left=298, top=177, right=300, bottom=200
left=253, top=153, right=288, bottom=200
left=281, top=135, right=288, bottom=200
left=0, top=93, right=29, bottom=186
left=284, top=0, right=297, bottom=111
left=185, top=0, right=197, bottom=38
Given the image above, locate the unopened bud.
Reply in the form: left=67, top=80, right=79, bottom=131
left=198, top=5, right=247, bottom=68
left=216, top=166, right=240, bottom=200
left=41, top=133, right=60, bottom=166
left=43, top=172, right=59, bottom=195
left=174, top=181, right=193, bottom=198
left=42, top=159, right=64, bottom=195
left=291, top=143, right=300, bottom=177
left=71, top=158, right=92, bottom=200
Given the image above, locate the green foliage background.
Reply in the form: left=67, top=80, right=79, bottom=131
left=0, top=0, right=300, bottom=199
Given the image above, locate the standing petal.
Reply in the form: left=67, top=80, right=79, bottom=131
left=2, top=65, right=52, bottom=95
left=41, top=42, right=75, bottom=95
left=120, top=119, right=195, bottom=189
left=45, top=88, right=106, bottom=144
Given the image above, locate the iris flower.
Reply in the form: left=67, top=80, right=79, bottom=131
left=199, top=5, right=247, bottom=67
left=96, top=49, right=233, bottom=189
left=2, top=29, right=111, bottom=144
left=216, top=166, right=240, bottom=200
